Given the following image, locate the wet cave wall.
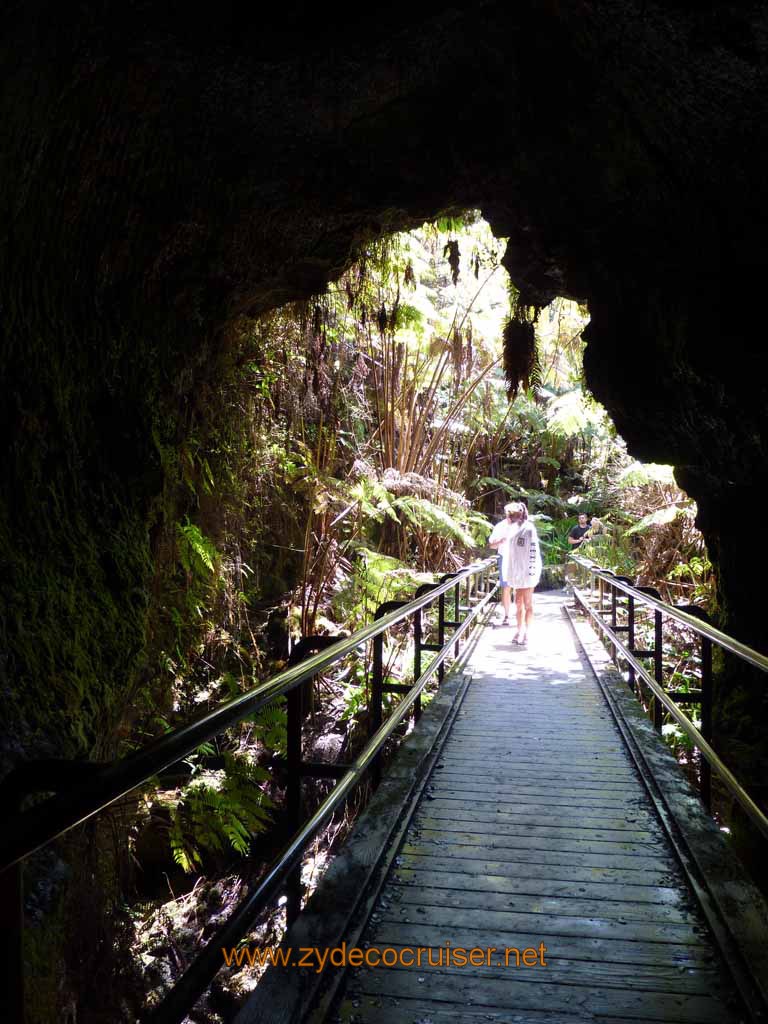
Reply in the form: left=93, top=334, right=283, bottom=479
left=2, top=0, right=768, bottom=1011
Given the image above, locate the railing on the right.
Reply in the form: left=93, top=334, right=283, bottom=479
left=569, top=553, right=768, bottom=846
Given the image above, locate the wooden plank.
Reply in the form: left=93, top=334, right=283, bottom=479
left=396, top=852, right=682, bottom=889
left=389, top=882, right=696, bottom=925
left=429, top=777, right=646, bottom=803
left=439, top=733, right=625, bottom=742
left=440, top=742, right=631, bottom=757
left=431, top=779, right=645, bottom=800
left=435, top=745, right=630, bottom=757
left=419, top=802, right=658, bottom=832
left=433, top=765, right=641, bottom=784
left=338, top=995, right=684, bottom=1024
left=393, top=867, right=690, bottom=908
left=369, top=919, right=717, bottom=969
left=402, top=838, right=674, bottom=872
left=349, top=944, right=724, bottom=995
left=414, top=820, right=663, bottom=849
left=424, top=798, right=656, bottom=824
left=414, top=818, right=663, bottom=841
left=434, top=768, right=639, bottom=784
left=349, top=968, right=732, bottom=1022
left=439, top=729, right=620, bottom=738
left=377, top=899, right=706, bottom=945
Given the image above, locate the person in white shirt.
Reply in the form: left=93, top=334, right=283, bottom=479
left=488, top=502, right=520, bottom=626
left=490, top=500, right=542, bottom=644
left=505, top=501, right=542, bottom=645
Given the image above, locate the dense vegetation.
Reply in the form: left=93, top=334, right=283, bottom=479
left=101, top=215, right=713, bottom=1018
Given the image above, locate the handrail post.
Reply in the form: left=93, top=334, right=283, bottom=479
left=437, top=593, right=446, bottom=683
left=371, top=631, right=385, bottom=784
left=653, top=608, right=664, bottom=732
left=413, top=607, right=422, bottom=682
left=286, top=683, right=303, bottom=925
left=627, top=594, right=636, bottom=693
left=701, top=635, right=713, bottom=810
left=674, top=604, right=716, bottom=808
left=453, top=577, right=461, bottom=656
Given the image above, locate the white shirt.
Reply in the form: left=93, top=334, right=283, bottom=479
left=489, top=518, right=520, bottom=585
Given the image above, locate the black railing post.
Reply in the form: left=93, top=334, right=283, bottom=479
left=286, top=683, right=303, bottom=925
left=701, top=636, right=713, bottom=810
left=653, top=608, right=664, bottom=732
left=413, top=581, right=441, bottom=705
left=627, top=594, right=636, bottom=693
left=371, top=631, right=385, bottom=784
left=454, top=577, right=461, bottom=656
left=413, top=608, right=422, bottom=683
left=370, top=597, right=413, bottom=757
left=596, top=571, right=618, bottom=664
left=606, top=575, right=617, bottom=664
left=677, top=604, right=715, bottom=811
left=437, top=593, right=446, bottom=683
left=632, top=586, right=663, bottom=718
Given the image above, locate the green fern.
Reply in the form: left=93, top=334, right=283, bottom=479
left=248, top=698, right=287, bottom=755
left=392, top=496, right=475, bottom=548
left=476, top=476, right=519, bottom=497
left=176, top=517, right=219, bottom=575
left=168, top=752, right=273, bottom=872
left=465, top=510, right=492, bottom=546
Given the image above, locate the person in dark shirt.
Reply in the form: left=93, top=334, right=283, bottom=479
left=568, top=513, right=590, bottom=548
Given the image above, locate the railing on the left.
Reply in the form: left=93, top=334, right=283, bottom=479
left=0, top=557, right=497, bottom=1024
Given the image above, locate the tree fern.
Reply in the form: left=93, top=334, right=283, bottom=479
left=393, top=495, right=475, bottom=549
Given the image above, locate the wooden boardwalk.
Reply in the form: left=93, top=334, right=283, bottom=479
left=337, top=593, right=742, bottom=1024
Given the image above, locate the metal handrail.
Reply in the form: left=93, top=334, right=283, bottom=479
left=0, top=557, right=495, bottom=874
left=149, top=569, right=499, bottom=1023
left=569, top=554, right=768, bottom=843
left=571, top=554, right=768, bottom=672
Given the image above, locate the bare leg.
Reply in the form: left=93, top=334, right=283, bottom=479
left=501, top=585, right=511, bottom=622
left=519, top=588, right=534, bottom=641
left=514, top=589, right=525, bottom=640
